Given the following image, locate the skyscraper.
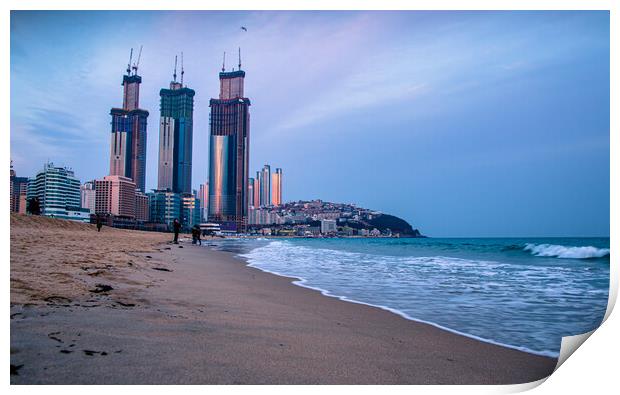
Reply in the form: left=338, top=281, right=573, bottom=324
left=157, top=55, right=195, bottom=194
left=27, top=162, right=89, bottom=222
left=259, top=164, right=271, bottom=207
left=207, top=50, right=250, bottom=232
left=247, top=177, right=255, bottom=208
left=109, top=48, right=149, bottom=192
left=271, top=168, right=283, bottom=206
left=254, top=172, right=261, bottom=208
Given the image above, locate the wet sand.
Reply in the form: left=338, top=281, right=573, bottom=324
left=10, top=214, right=558, bottom=384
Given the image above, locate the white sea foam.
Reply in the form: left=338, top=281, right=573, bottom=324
left=251, top=263, right=559, bottom=358
left=233, top=239, right=608, bottom=358
left=524, top=243, right=610, bottom=259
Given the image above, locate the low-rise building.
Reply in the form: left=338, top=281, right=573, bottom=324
left=135, top=191, right=150, bottom=222
left=95, top=175, right=136, bottom=218
left=10, top=165, right=28, bottom=214
left=200, top=222, right=221, bottom=235
left=357, top=228, right=370, bottom=237
left=148, top=190, right=181, bottom=228
left=80, top=181, right=96, bottom=214
left=306, top=226, right=321, bottom=235
left=320, top=219, right=337, bottom=234
left=181, top=193, right=201, bottom=230
left=249, top=207, right=278, bottom=225
left=65, top=207, right=92, bottom=222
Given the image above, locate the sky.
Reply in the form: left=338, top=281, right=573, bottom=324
left=10, top=10, right=609, bottom=237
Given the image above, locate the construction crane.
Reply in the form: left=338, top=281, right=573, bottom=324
left=132, top=45, right=142, bottom=75
left=180, top=51, right=184, bottom=86
left=173, top=55, right=178, bottom=82
left=126, top=48, right=133, bottom=76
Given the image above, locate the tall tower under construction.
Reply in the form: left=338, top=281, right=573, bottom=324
left=207, top=50, right=251, bottom=231
left=109, top=47, right=149, bottom=192
left=157, top=54, right=195, bottom=194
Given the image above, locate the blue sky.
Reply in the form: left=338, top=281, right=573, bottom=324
left=10, top=11, right=609, bottom=237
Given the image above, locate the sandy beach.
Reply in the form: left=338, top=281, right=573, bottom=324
left=10, top=214, right=558, bottom=384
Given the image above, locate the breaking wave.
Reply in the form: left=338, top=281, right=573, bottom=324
left=524, top=243, right=610, bottom=259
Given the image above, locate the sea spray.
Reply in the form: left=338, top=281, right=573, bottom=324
left=523, top=243, right=610, bottom=259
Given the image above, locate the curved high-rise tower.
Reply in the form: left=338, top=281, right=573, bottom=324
left=207, top=51, right=250, bottom=232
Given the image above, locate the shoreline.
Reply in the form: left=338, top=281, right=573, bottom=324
left=239, top=253, right=558, bottom=359
left=11, top=216, right=558, bottom=384
left=193, top=244, right=559, bottom=383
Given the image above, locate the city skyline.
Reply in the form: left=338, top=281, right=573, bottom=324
left=10, top=11, right=610, bottom=237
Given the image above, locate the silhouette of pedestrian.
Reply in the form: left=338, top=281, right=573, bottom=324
left=193, top=224, right=202, bottom=246
left=173, top=219, right=181, bottom=244
left=96, top=215, right=103, bottom=232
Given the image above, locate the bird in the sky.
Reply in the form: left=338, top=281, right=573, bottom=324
left=241, top=26, right=247, bottom=32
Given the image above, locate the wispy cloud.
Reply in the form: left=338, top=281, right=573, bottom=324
left=9, top=11, right=609, bottom=238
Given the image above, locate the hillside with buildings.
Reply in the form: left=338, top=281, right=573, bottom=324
left=248, top=200, right=424, bottom=238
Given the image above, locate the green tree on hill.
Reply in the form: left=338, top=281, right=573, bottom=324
left=27, top=197, right=41, bottom=216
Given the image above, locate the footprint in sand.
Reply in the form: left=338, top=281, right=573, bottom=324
left=10, top=364, right=24, bottom=375
left=83, top=350, right=108, bottom=356
left=89, top=284, right=113, bottom=293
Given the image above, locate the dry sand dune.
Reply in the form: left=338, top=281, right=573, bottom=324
left=10, top=213, right=171, bottom=305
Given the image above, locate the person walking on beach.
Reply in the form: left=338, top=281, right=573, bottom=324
left=192, top=224, right=202, bottom=246
left=96, top=215, right=103, bottom=232
left=173, top=218, right=181, bottom=244
left=191, top=226, right=197, bottom=244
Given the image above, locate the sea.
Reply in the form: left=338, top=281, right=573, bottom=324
left=203, top=237, right=610, bottom=358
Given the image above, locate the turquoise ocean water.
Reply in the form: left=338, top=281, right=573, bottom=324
left=205, top=237, right=610, bottom=357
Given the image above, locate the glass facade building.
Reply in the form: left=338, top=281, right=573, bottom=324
left=110, top=73, right=149, bottom=192
left=271, top=168, right=283, bottom=206
left=254, top=172, right=261, bottom=209
left=198, top=182, right=209, bottom=223
left=157, top=81, right=195, bottom=194
left=259, top=164, right=271, bottom=207
left=208, top=69, right=251, bottom=232
left=148, top=190, right=181, bottom=229
left=247, top=177, right=255, bottom=208
left=181, top=193, right=201, bottom=230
